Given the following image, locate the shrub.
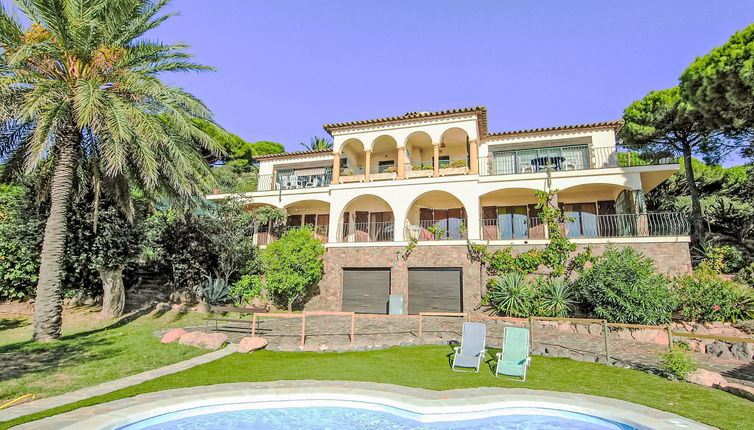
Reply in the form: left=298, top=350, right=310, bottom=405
left=230, top=274, right=265, bottom=306
left=701, top=245, right=744, bottom=274
left=0, top=184, right=44, bottom=300
left=384, top=166, right=398, bottom=173
left=340, top=168, right=353, bottom=176
left=255, top=227, right=325, bottom=311
left=426, top=225, right=446, bottom=239
left=482, top=273, right=534, bottom=317
left=488, top=248, right=542, bottom=275
left=421, top=164, right=434, bottom=170
left=199, top=276, right=229, bottom=305
left=575, top=246, right=676, bottom=325
left=657, top=346, right=698, bottom=380
left=534, top=277, right=575, bottom=317
left=451, top=159, right=467, bottom=168
left=673, top=263, right=753, bottom=322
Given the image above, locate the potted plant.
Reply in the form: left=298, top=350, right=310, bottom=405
left=440, top=159, right=468, bottom=176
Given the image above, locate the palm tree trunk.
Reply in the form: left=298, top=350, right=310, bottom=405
left=32, top=133, right=78, bottom=342
left=100, top=265, right=126, bottom=318
left=682, top=143, right=706, bottom=242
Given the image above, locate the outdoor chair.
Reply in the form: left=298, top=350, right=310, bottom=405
left=451, top=322, right=487, bottom=372
left=494, top=326, right=531, bottom=381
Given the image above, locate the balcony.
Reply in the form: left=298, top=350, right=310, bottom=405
left=480, top=212, right=689, bottom=240
left=406, top=219, right=467, bottom=241
left=479, top=146, right=676, bottom=176
left=256, top=224, right=329, bottom=246
left=339, top=221, right=395, bottom=242
left=210, top=169, right=332, bottom=194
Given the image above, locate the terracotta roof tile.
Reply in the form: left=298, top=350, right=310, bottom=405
left=487, top=119, right=624, bottom=138
left=323, top=106, right=488, bottom=136
left=253, top=149, right=332, bottom=160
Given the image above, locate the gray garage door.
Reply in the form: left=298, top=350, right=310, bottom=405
left=408, top=268, right=462, bottom=314
left=341, top=269, right=390, bottom=314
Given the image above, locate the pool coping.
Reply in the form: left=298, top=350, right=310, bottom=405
left=17, top=380, right=715, bottom=430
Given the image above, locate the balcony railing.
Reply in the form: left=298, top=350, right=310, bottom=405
left=479, top=146, right=677, bottom=176
left=210, top=170, right=333, bottom=194
left=339, top=221, right=395, bottom=242
left=406, top=219, right=467, bottom=241
left=480, top=212, right=689, bottom=239
left=256, top=224, right=329, bottom=246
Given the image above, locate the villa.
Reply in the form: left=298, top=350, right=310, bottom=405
left=207, top=106, right=691, bottom=315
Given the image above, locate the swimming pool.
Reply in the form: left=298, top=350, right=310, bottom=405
left=26, top=381, right=711, bottom=430
left=119, top=401, right=635, bottom=430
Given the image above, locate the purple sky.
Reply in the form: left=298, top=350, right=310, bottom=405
left=4, top=1, right=753, bottom=165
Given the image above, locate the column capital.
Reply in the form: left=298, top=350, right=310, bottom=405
left=468, top=138, right=478, bottom=144
left=432, top=142, right=441, bottom=148
left=396, top=145, right=405, bottom=150
left=332, top=151, right=340, bottom=155
left=363, top=149, right=372, bottom=153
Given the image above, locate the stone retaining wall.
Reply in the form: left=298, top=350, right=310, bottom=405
left=307, top=241, right=692, bottom=314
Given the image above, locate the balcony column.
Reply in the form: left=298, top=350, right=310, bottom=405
left=331, top=152, right=341, bottom=185
left=432, top=143, right=440, bottom=177
left=364, top=149, right=372, bottom=182
left=468, top=139, right=479, bottom=174
left=397, top=146, right=406, bottom=179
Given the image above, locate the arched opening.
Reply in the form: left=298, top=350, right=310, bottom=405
left=339, top=138, right=366, bottom=181
left=405, top=131, right=434, bottom=177
left=339, top=195, right=395, bottom=242
left=405, top=190, right=467, bottom=240
left=370, top=135, right=399, bottom=179
left=439, top=127, right=470, bottom=172
left=242, top=203, right=285, bottom=246
left=558, top=184, right=636, bottom=238
left=479, top=188, right=543, bottom=240
left=284, top=200, right=331, bottom=241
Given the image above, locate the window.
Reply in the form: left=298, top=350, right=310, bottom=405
left=378, top=160, right=395, bottom=173
left=497, top=206, right=529, bottom=239
left=561, top=203, right=598, bottom=238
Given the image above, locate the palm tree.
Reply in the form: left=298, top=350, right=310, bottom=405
left=0, top=0, right=222, bottom=341
left=300, top=136, right=333, bottom=151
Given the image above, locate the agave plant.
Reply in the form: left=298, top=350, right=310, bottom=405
left=200, top=276, right=229, bottom=306
left=482, top=273, right=533, bottom=317
left=535, top=277, right=575, bottom=318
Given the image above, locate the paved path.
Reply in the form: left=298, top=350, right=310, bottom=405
left=181, top=315, right=754, bottom=387
left=0, top=344, right=237, bottom=422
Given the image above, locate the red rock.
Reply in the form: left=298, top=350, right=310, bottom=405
left=557, top=322, right=574, bottom=333
left=654, top=330, right=669, bottom=346
left=688, top=340, right=706, bottom=354
left=161, top=328, right=187, bottom=344
left=196, top=333, right=228, bottom=349
left=238, top=336, right=269, bottom=353
left=685, top=369, right=726, bottom=388
left=178, top=331, right=203, bottom=347
left=631, top=329, right=658, bottom=343
left=720, top=382, right=754, bottom=401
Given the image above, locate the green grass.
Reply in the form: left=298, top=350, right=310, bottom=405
left=2, top=345, right=752, bottom=429
left=0, top=309, right=207, bottom=405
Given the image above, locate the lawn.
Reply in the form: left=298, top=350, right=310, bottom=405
left=0, top=308, right=208, bottom=405
left=2, top=344, right=753, bottom=430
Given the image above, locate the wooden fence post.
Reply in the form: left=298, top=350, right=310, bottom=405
left=666, top=325, right=673, bottom=351
left=351, top=313, right=355, bottom=343
left=418, top=313, right=423, bottom=337
left=251, top=313, right=257, bottom=338
left=300, top=313, right=306, bottom=349
left=528, top=316, right=534, bottom=351
left=603, top=319, right=611, bottom=365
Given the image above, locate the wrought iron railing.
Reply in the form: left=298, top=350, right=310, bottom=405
left=479, top=146, right=677, bottom=176
left=339, top=221, right=395, bottom=242
left=256, top=224, right=329, bottom=246
left=479, top=212, right=689, bottom=239
left=209, top=170, right=333, bottom=194
left=406, top=219, right=467, bottom=240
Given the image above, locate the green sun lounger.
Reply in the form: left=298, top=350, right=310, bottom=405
left=495, top=326, right=531, bottom=381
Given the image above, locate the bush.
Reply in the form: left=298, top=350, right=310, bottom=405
left=575, top=246, right=676, bottom=325
left=254, top=227, right=325, bottom=311
left=673, top=263, right=754, bottom=322
left=658, top=346, right=698, bottom=380
left=0, top=184, right=44, bottom=300
left=487, top=248, right=542, bottom=275
left=451, top=159, right=467, bottom=168
left=482, top=273, right=534, bottom=317
left=230, top=274, right=265, bottom=306
left=384, top=166, right=398, bottom=173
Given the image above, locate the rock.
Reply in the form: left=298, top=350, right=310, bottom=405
left=631, top=329, right=658, bottom=343
left=82, top=296, right=95, bottom=306
left=707, top=341, right=734, bottom=359
left=161, top=328, right=187, bottom=344
left=556, top=322, right=574, bottom=333
left=238, top=336, right=268, bottom=353
left=688, top=340, right=706, bottom=354
left=692, top=324, right=709, bottom=335
left=169, top=292, right=181, bottom=304
left=730, top=342, right=754, bottom=361
left=178, top=290, right=194, bottom=304
left=654, top=330, right=669, bottom=346
left=685, top=369, right=727, bottom=388
left=178, top=331, right=227, bottom=349
left=196, top=301, right=210, bottom=314
left=154, top=302, right=170, bottom=313
left=616, top=329, right=633, bottom=341
left=720, top=382, right=754, bottom=401
left=574, top=324, right=590, bottom=335
left=63, top=298, right=70, bottom=306
left=587, top=323, right=602, bottom=336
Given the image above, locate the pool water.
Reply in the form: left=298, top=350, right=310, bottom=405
left=121, top=405, right=636, bottom=430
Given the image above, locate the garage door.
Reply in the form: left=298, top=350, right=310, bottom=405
left=408, top=268, right=462, bottom=314
left=341, top=269, right=390, bottom=314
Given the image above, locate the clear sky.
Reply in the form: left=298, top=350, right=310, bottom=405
left=4, top=1, right=754, bottom=165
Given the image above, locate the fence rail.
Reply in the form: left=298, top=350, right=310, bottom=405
left=479, top=146, right=677, bottom=176
left=406, top=219, right=467, bottom=241
left=256, top=224, right=329, bottom=246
